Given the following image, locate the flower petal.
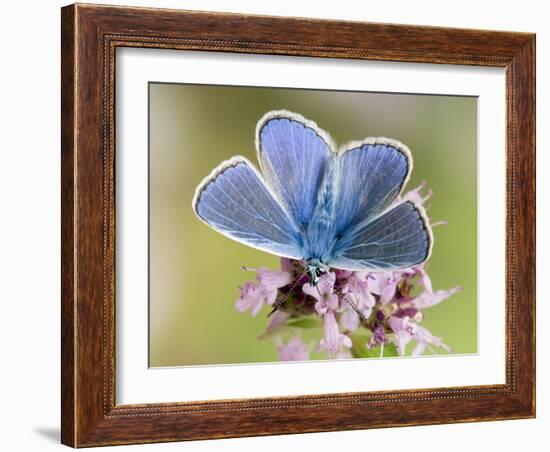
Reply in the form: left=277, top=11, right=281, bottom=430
left=387, top=316, right=415, bottom=355
left=411, top=324, right=451, bottom=355
left=257, top=267, right=293, bottom=290
left=340, top=308, right=360, bottom=332
left=277, top=335, right=310, bottom=361
left=379, top=280, right=398, bottom=305
left=265, top=310, right=290, bottom=334
left=318, top=312, right=352, bottom=356
left=417, top=266, right=433, bottom=293
left=302, top=283, right=321, bottom=301
left=412, top=286, right=463, bottom=309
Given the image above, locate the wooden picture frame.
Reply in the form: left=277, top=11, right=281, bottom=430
left=61, top=3, right=535, bottom=447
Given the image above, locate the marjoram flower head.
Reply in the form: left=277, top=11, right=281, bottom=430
left=235, top=183, right=462, bottom=361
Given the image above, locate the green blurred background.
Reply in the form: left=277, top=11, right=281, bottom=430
left=148, top=83, right=477, bottom=367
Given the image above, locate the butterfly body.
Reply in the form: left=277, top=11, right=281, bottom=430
left=304, top=262, right=328, bottom=286
left=301, top=154, right=339, bottom=267
left=193, top=110, right=433, bottom=286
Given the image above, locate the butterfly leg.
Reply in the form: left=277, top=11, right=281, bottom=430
left=333, top=285, right=368, bottom=324
left=267, top=272, right=306, bottom=317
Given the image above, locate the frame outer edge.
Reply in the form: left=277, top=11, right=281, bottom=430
left=530, top=35, right=536, bottom=417
left=61, top=4, right=77, bottom=448
left=59, top=3, right=536, bottom=446
left=513, top=35, right=536, bottom=416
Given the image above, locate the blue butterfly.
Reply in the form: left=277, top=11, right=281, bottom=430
left=192, top=110, right=433, bottom=286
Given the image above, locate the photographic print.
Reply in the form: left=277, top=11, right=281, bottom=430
left=62, top=5, right=535, bottom=444
left=148, top=83, right=477, bottom=367
left=117, top=42, right=506, bottom=411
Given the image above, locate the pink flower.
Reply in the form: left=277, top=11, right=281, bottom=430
left=368, top=324, right=386, bottom=348
left=402, top=182, right=432, bottom=206
left=387, top=316, right=417, bottom=355
left=256, top=267, right=293, bottom=290
left=234, top=209, right=464, bottom=362
left=319, top=311, right=352, bottom=356
left=340, top=307, right=361, bottom=331
left=339, top=272, right=376, bottom=331
left=387, top=316, right=450, bottom=356
left=235, top=281, right=277, bottom=316
left=334, top=348, right=353, bottom=359
left=276, top=336, right=310, bottom=361
left=243, top=263, right=293, bottom=291
left=412, top=286, right=463, bottom=309
left=411, top=324, right=451, bottom=356
left=343, top=272, right=369, bottom=298
left=367, top=272, right=399, bottom=304
left=265, top=310, right=290, bottom=333
left=302, top=272, right=339, bottom=315
left=417, top=265, right=433, bottom=293
left=343, top=273, right=375, bottom=312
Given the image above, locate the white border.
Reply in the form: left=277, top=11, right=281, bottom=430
left=116, top=48, right=506, bottom=404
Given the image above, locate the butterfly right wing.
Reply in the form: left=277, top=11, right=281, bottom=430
left=329, top=201, right=433, bottom=271
left=193, top=157, right=304, bottom=259
left=333, top=138, right=412, bottom=235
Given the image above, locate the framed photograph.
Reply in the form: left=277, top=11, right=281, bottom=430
left=61, top=3, right=535, bottom=447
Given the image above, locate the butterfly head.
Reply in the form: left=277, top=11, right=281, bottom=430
left=305, top=261, right=328, bottom=286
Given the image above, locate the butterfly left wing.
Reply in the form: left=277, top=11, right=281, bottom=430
left=193, top=157, right=304, bottom=259
left=256, top=111, right=333, bottom=229
left=328, top=201, right=432, bottom=271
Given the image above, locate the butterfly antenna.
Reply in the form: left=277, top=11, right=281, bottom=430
left=333, top=285, right=369, bottom=324
left=267, top=272, right=306, bottom=317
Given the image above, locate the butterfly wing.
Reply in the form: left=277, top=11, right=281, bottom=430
left=329, top=201, right=433, bottom=271
left=256, top=111, right=333, bottom=229
left=193, top=157, right=303, bottom=259
left=333, top=139, right=412, bottom=236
